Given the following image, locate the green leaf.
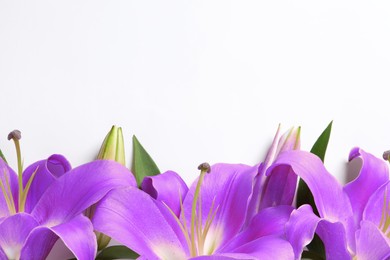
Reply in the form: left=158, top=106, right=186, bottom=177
left=310, top=120, right=333, bottom=162
left=0, top=149, right=7, bottom=163
left=96, top=245, right=139, bottom=260
left=301, top=250, right=325, bottom=260
left=131, top=135, right=161, bottom=187
left=296, top=121, right=333, bottom=258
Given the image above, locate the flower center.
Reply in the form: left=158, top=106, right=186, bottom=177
left=164, top=163, right=219, bottom=257
left=0, top=130, right=38, bottom=214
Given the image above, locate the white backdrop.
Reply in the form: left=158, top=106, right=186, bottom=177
left=1, top=1, right=390, bottom=184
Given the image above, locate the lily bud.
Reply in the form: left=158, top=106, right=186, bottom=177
left=262, top=125, right=301, bottom=174
left=276, top=126, right=301, bottom=154
left=94, top=125, right=126, bottom=251
left=246, top=125, right=301, bottom=225
left=97, top=126, right=126, bottom=166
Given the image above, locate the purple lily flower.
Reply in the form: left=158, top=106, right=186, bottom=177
left=271, top=148, right=390, bottom=259
left=92, top=163, right=295, bottom=259
left=0, top=154, right=135, bottom=259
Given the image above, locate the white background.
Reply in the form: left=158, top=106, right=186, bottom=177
left=1, top=1, right=390, bottom=184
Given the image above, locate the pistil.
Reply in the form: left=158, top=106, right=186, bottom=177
left=190, top=163, right=210, bottom=256
left=8, top=130, right=23, bottom=210
left=0, top=130, right=38, bottom=214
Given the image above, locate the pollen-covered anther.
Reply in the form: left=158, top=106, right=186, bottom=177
left=7, top=130, right=21, bottom=141
left=198, top=163, right=211, bottom=173
left=383, top=150, right=390, bottom=161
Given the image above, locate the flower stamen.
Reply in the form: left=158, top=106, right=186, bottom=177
left=163, top=200, right=192, bottom=252
left=379, top=187, right=390, bottom=238
left=190, top=163, right=210, bottom=256
left=8, top=130, right=24, bottom=211
left=179, top=190, right=192, bottom=249
left=19, top=166, right=39, bottom=212
left=202, top=197, right=218, bottom=243
left=0, top=169, right=16, bottom=214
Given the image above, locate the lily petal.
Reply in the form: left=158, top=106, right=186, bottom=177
left=363, top=181, right=390, bottom=226
left=141, top=171, right=189, bottom=217
left=183, top=163, right=257, bottom=251
left=21, top=214, right=96, bottom=260
left=0, top=158, right=18, bottom=217
left=286, top=204, right=351, bottom=260
left=355, top=220, right=390, bottom=260
left=270, top=151, right=353, bottom=221
left=0, top=213, right=39, bottom=260
left=316, top=220, right=351, bottom=260
left=259, top=164, right=297, bottom=209
left=285, top=205, right=320, bottom=258
left=271, top=151, right=356, bottom=253
left=31, top=160, right=135, bottom=225
left=23, top=154, right=71, bottom=213
left=221, top=205, right=294, bottom=252
left=191, top=253, right=257, bottom=259
left=344, top=148, right=389, bottom=226
left=20, top=228, right=57, bottom=260
left=231, top=235, right=295, bottom=260
left=93, top=187, right=188, bottom=259
left=0, top=248, right=6, bottom=259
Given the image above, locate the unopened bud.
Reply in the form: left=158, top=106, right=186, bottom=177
left=97, top=126, right=125, bottom=166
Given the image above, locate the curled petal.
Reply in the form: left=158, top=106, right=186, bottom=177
left=23, top=154, right=71, bottom=213
left=93, top=187, right=188, bottom=259
left=142, top=171, right=189, bottom=217
left=286, top=205, right=351, bottom=260
left=285, top=205, right=320, bottom=259
left=316, top=220, right=351, bottom=259
left=344, top=148, right=389, bottom=226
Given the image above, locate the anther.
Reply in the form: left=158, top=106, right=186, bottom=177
left=7, top=130, right=21, bottom=141
left=383, top=150, right=390, bottom=161
left=198, top=163, right=211, bottom=173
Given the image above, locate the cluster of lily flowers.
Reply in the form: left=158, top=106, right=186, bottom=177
left=0, top=123, right=389, bottom=260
